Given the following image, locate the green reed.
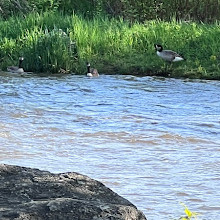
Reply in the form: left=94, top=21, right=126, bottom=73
left=0, top=12, right=219, bottom=79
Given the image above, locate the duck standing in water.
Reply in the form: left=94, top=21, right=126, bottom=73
left=7, top=57, right=24, bottom=73
left=86, top=62, right=99, bottom=77
left=154, top=44, right=184, bottom=63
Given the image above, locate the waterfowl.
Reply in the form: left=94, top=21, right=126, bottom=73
left=7, top=57, right=24, bottom=73
left=87, top=62, right=99, bottom=77
left=154, top=44, right=184, bottom=62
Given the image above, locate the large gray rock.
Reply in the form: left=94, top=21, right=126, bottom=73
left=0, top=164, right=147, bottom=220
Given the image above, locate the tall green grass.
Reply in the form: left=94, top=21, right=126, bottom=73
left=0, top=11, right=219, bottom=79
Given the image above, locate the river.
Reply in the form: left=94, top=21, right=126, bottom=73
left=0, top=72, right=219, bottom=220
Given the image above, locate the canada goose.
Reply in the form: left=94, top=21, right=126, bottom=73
left=87, top=62, right=99, bottom=77
left=154, top=44, right=184, bottom=62
left=7, top=57, right=24, bottom=73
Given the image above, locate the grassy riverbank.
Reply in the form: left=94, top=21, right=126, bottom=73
left=0, top=12, right=219, bottom=79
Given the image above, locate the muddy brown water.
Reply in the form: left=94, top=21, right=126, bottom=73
left=0, top=72, right=219, bottom=219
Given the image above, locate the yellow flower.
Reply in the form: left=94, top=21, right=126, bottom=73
left=180, top=203, right=200, bottom=220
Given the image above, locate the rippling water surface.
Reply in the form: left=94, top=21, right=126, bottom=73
left=0, top=72, right=219, bottom=219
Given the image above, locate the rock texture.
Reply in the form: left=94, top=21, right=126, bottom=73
left=0, top=164, right=147, bottom=220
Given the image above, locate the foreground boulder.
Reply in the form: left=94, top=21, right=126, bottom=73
left=0, top=164, right=147, bottom=220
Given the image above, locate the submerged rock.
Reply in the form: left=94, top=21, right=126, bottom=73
left=0, top=164, right=147, bottom=220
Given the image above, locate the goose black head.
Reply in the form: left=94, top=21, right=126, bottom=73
left=154, top=44, right=163, bottom=52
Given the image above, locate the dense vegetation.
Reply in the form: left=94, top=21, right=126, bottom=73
left=1, top=0, right=219, bottom=22
left=0, top=0, right=220, bottom=79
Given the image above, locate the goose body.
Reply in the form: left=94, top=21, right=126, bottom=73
left=154, top=44, right=184, bottom=62
left=7, top=57, right=24, bottom=73
left=87, top=62, right=99, bottom=77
